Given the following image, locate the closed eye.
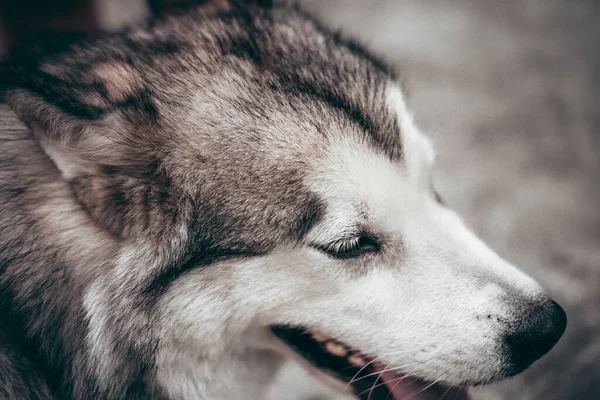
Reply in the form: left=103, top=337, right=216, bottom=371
left=315, top=235, right=381, bottom=259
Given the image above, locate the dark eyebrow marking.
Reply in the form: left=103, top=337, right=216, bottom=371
left=141, top=247, right=261, bottom=299
left=271, top=75, right=403, bottom=162
left=141, top=194, right=325, bottom=302
left=288, top=195, right=325, bottom=238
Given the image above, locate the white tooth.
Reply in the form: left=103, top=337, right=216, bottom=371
left=348, top=354, right=366, bottom=367
left=312, top=332, right=329, bottom=342
left=325, top=341, right=348, bottom=357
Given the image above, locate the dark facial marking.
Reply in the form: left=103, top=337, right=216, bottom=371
left=142, top=194, right=325, bottom=298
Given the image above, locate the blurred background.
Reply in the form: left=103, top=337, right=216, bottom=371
left=1, top=1, right=598, bottom=399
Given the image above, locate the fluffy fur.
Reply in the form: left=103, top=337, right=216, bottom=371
left=0, top=2, right=566, bottom=399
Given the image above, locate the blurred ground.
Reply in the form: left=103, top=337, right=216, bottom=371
left=299, top=1, right=600, bottom=399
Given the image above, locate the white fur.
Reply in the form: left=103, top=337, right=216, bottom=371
left=148, top=83, right=547, bottom=398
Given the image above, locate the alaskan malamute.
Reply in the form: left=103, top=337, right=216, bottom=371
left=0, top=1, right=566, bottom=399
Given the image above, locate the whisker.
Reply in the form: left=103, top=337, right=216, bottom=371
left=366, top=357, right=415, bottom=400
left=361, top=353, right=415, bottom=400
left=404, top=378, right=441, bottom=400
left=439, top=385, right=453, bottom=400
left=345, top=350, right=412, bottom=388
left=385, top=375, right=411, bottom=400
left=358, top=373, right=412, bottom=398
left=348, top=362, right=419, bottom=385
left=381, top=365, right=431, bottom=400
left=367, top=368, right=384, bottom=400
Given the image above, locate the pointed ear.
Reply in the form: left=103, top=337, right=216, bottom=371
left=1, top=62, right=173, bottom=239
left=3, top=63, right=110, bottom=175
left=2, top=63, right=107, bottom=127
left=3, top=61, right=154, bottom=171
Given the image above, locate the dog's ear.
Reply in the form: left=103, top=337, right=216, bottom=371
left=1, top=62, right=178, bottom=240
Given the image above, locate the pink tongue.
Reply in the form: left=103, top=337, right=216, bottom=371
left=379, top=371, right=470, bottom=400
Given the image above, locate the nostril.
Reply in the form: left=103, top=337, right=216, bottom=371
left=504, top=298, right=567, bottom=375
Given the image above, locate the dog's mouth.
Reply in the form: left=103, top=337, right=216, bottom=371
left=270, top=326, right=471, bottom=400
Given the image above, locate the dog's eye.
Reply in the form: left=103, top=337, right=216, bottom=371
left=318, top=236, right=381, bottom=259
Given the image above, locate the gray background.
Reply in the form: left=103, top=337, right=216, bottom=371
left=298, top=1, right=600, bottom=399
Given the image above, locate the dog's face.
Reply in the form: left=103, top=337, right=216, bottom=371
left=2, top=4, right=566, bottom=399
left=151, top=83, right=566, bottom=399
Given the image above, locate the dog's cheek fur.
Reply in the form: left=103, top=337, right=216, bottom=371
left=153, top=248, right=348, bottom=399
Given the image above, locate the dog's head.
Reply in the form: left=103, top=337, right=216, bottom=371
left=2, top=4, right=566, bottom=399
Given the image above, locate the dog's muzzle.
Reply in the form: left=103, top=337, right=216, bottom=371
left=270, top=326, right=471, bottom=400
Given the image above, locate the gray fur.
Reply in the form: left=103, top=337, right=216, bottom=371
left=0, top=3, right=401, bottom=398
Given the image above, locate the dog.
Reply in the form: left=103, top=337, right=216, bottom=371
left=0, top=1, right=567, bottom=399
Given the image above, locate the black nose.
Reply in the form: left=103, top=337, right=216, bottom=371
left=504, top=298, right=567, bottom=374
